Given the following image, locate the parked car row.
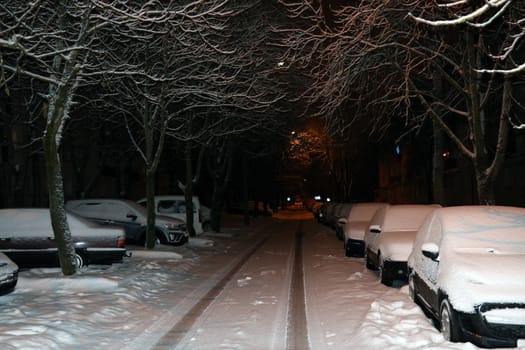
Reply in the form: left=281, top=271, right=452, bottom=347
left=0, top=194, right=210, bottom=295
left=315, top=201, right=525, bottom=348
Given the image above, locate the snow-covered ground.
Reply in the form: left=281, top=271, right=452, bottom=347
left=0, top=211, right=522, bottom=349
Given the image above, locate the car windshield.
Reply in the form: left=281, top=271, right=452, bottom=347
left=348, top=204, right=382, bottom=222
left=383, top=207, right=435, bottom=232
left=120, top=200, right=148, bottom=216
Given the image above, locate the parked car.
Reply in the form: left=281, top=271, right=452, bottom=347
left=408, top=205, right=525, bottom=348
left=0, top=252, right=18, bottom=294
left=364, top=204, right=439, bottom=286
left=0, top=208, right=127, bottom=268
left=137, top=195, right=210, bottom=234
left=66, top=199, right=188, bottom=246
left=333, top=203, right=353, bottom=240
left=339, top=202, right=389, bottom=257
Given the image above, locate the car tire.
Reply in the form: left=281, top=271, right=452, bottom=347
left=408, top=274, right=417, bottom=302
left=440, top=299, right=462, bottom=342
left=73, top=252, right=86, bottom=268
left=365, top=249, right=376, bottom=270
left=379, top=256, right=393, bottom=286
left=344, top=240, right=352, bottom=257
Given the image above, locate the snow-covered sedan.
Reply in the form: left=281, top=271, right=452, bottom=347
left=0, top=208, right=127, bottom=268
left=339, top=202, right=388, bottom=257
left=364, top=204, right=439, bottom=286
left=0, top=252, right=18, bottom=294
left=408, top=205, right=525, bottom=348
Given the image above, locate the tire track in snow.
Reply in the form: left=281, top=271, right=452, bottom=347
left=150, top=235, right=270, bottom=349
left=287, top=222, right=310, bottom=350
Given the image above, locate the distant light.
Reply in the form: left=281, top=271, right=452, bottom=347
left=314, top=195, right=321, bottom=201
left=442, top=151, right=450, bottom=158
left=277, top=61, right=285, bottom=67
left=395, top=145, right=401, bottom=156
left=326, top=197, right=332, bottom=202
left=291, top=130, right=296, bottom=135
left=286, top=196, right=292, bottom=202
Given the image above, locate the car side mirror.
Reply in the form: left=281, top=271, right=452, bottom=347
left=369, top=225, right=381, bottom=234
left=338, top=218, right=347, bottom=225
left=421, top=242, right=439, bottom=260
left=126, top=212, right=138, bottom=221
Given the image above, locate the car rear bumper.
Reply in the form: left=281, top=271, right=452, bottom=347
left=346, top=239, right=364, bottom=257
left=383, top=260, right=408, bottom=280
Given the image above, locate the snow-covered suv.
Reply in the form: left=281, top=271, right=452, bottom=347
left=339, top=202, right=388, bottom=257
left=408, top=205, right=525, bottom=348
left=364, top=204, right=439, bottom=286
left=66, top=199, right=188, bottom=246
left=137, top=195, right=210, bottom=235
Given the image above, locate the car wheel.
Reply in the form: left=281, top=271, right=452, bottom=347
left=73, top=252, right=86, bottom=268
left=440, top=299, right=462, bottom=342
left=365, top=249, right=376, bottom=270
left=408, top=274, right=417, bottom=302
left=379, top=255, right=393, bottom=286
left=344, top=240, right=352, bottom=257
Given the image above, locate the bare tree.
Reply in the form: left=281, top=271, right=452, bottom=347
left=278, top=0, right=524, bottom=204
left=0, top=1, right=205, bottom=273
left=410, top=0, right=525, bottom=75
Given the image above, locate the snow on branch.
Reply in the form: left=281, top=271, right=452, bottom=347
left=409, top=0, right=511, bottom=28
left=409, top=0, right=524, bottom=75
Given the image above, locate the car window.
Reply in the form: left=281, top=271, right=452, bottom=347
left=74, top=202, right=105, bottom=219
left=106, top=202, right=135, bottom=221
left=158, top=200, right=196, bottom=214
left=383, top=206, right=435, bottom=231
left=427, top=217, right=443, bottom=246
left=348, top=204, right=383, bottom=222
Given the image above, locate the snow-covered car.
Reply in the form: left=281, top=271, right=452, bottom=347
left=333, top=203, right=353, bottom=240
left=137, top=195, right=210, bottom=234
left=364, top=204, right=439, bottom=286
left=66, top=199, right=188, bottom=246
left=408, top=205, right=525, bottom=348
left=0, top=252, right=18, bottom=294
left=0, top=208, right=127, bottom=268
left=338, top=202, right=389, bottom=257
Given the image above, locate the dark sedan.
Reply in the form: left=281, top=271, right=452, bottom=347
left=0, top=208, right=127, bottom=268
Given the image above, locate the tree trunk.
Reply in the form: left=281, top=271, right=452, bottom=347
left=210, top=185, right=225, bottom=233
left=475, top=170, right=495, bottom=205
left=145, top=168, right=157, bottom=249
left=242, top=151, right=250, bottom=226
left=43, top=122, right=76, bottom=276
left=432, top=119, right=445, bottom=205
left=184, top=142, right=196, bottom=237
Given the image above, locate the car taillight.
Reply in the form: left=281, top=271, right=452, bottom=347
left=118, top=237, right=125, bottom=248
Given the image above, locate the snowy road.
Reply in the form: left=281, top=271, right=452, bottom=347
left=0, top=210, right=520, bottom=349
